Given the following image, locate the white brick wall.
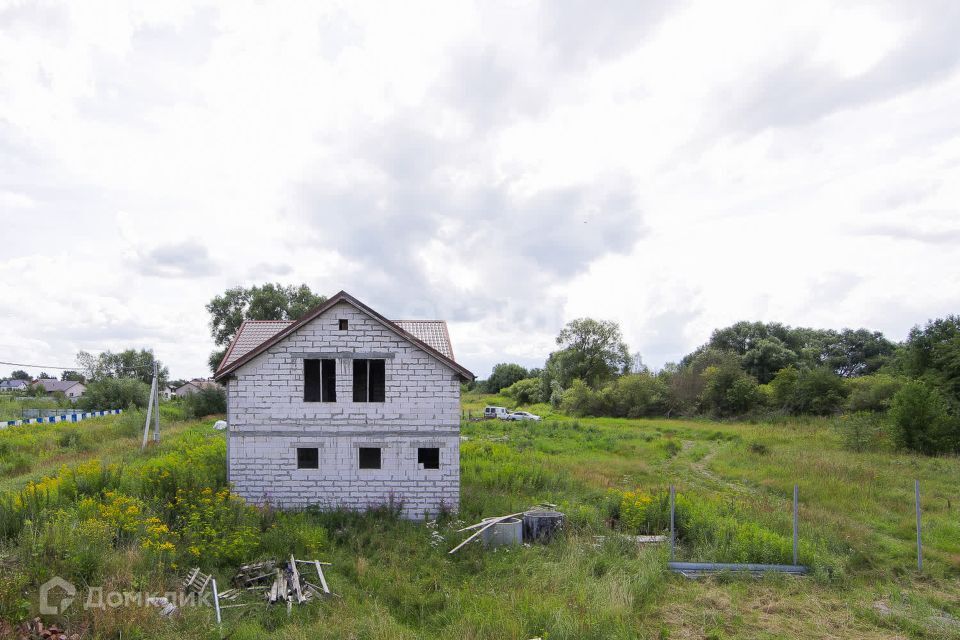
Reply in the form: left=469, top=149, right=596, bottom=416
left=226, top=301, right=461, bottom=519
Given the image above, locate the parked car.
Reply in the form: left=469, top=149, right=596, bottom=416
left=506, top=411, right=541, bottom=421
left=484, top=406, right=511, bottom=420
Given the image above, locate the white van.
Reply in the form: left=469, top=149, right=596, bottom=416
left=484, top=406, right=510, bottom=420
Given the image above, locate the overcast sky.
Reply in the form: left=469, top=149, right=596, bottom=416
left=1, top=1, right=959, bottom=380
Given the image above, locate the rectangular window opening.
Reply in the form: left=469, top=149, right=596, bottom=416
left=338, top=319, right=348, bottom=330
left=353, top=358, right=386, bottom=402
left=297, top=447, right=319, bottom=469
left=418, top=447, right=440, bottom=470
left=358, top=447, right=381, bottom=469
left=304, top=359, right=336, bottom=402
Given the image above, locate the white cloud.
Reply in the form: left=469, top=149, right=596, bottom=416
left=0, top=0, right=958, bottom=379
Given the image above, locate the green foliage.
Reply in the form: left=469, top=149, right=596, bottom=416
left=820, top=328, right=895, bottom=377
left=898, top=315, right=960, bottom=403
left=836, top=411, right=888, bottom=453
left=10, top=370, right=31, bottom=380
left=545, top=318, right=631, bottom=389
left=769, top=367, right=847, bottom=415
left=888, top=381, right=959, bottom=455
left=484, top=363, right=529, bottom=393
left=844, top=373, right=904, bottom=412
left=699, top=358, right=763, bottom=417
left=259, top=511, right=329, bottom=559
left=78, top=377, right=151, bottom=410
left=183, top=385, right=227, bottom=418
left=502, top=377, right=543, bottom=404
left=206, top=283, right=327, bottom=372
left=76, top=348, right=168, bottom=385
left=560, top=379, right=606, bottom=417
left=170, top=487, right=259, bottom=567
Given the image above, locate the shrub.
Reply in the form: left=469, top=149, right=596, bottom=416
left=79, top=378, right=151, bottom=411
left=183, top=386, right=226, bottom=418
left=700, top=364, right=763, bottom=417
left=889, top=381, right=960, bottom=455
left=502, top=377, right=543, bottom=405
left=837, top=411, right=888, bottom=453
left=601, top=373, right=669, bottom=418
left=845, top=374, right=904, bottom=413
left=171, top=487, right=259, bottom=567
left=770, top=367, right=847, bottom=415
left=561, top=379, right=605, bottom=417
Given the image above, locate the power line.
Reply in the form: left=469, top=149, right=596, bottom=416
left=0, top=359, right=158, bottom=374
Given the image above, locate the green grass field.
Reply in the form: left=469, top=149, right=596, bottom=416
left=0, top=394, right=958, bottom=639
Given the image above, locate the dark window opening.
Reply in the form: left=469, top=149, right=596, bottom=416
left=358, top=447, right=381, bottom=469
left=304, top=359, right=336, bottom=402
left=297, top=447, right=319, bottom=469
left=338, top=319, right=348, bottom=330
left=353, top=359, right=386, bottom=402
left=418, top=447, right=440, bottom=470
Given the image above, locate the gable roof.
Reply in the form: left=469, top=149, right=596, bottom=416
left=0, top=379, right=29, bottom=389
left=35, top=379, right=83, bottom=393
left=214, top=291, right=474, bottom=381
left=176, top=379, right=220, bottom=392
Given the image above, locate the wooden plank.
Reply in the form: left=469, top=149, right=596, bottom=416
left=449, top=516, right=513, bottom=555
left=456, top=513, right=524, bottom=533
left=289, top=555, right=305, bottom=604
left=313, top=560, right=330, bottom=594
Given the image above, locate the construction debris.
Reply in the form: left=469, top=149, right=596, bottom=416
left=14, top=618, right=79, bottom=640
left=232, top=556, right=334, bottom=605
left=450, top=507, right=566, bottom=554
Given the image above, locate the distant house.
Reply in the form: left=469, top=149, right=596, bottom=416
left=174, top=379, right=221, bottom=397
left=34, top=379, right=86, bottom=400
left=160, top=385, right=176, bottom=400
left=0, top=379, right=30, bottom=392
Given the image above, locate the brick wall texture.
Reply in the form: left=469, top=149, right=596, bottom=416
left=226, top=300, right=461, bottom=519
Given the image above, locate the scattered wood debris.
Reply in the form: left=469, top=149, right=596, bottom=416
left=233, top=555, right=334, bottom=605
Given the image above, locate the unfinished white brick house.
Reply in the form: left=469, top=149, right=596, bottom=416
left=213, top=291, right=474, bottom=519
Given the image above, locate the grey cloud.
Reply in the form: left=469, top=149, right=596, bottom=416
left=539, top=0, right=678, bottom=66
left=134, top=240, right=217, bottom=278
left=248, top=262, right=293, bottom=278
left=859, top=223, right=960, bottom=245
left=726, top=3, right=960, bottom=133
left=77, top=8, right=218, bottom=124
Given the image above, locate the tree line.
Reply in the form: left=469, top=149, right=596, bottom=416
left=474, top=317, right=960, bottom=456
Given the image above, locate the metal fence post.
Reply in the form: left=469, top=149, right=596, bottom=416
left=915, top=479, right=923, bottom=572
left=669, top=485, right=676, bottom=561
left=792, top=484, right=799, bottom=566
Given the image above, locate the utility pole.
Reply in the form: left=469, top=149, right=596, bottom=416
left=141, top=358, right=161, bottom=451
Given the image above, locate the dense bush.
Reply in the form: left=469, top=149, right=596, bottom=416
left=78, top=377, right=151, bottom=411
left=889, top=381, right=960, bottom=455
left=700, top=364, right=763, bottom=417
left=502, top=377, right=543, bottom=404
left=769, top=366, right=847, bottom=415
left=183, top=386, right=227, bottom=418
left=844, top=374, right=904, bottom=413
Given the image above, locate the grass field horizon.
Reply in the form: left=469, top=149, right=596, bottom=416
left=0, top=393, right=957, bottom=638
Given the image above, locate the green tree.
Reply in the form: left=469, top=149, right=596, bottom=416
left=10, top=370, right=31, bottom=381
left=61, top=370, right=85, bottom=382
left=898, top=316, right=960, bottom=403
left=484, top=363, right=529, bottom=393
left=79, top=378, right=152, bottom=411
left=769, top=366, right=847, bottom=415
left=76, top=349, right=168, bottom=385
left=547, top=318, right=631, bottom=389
left=700, top=361, right=763, bottom=417
left=889, top=381, right=959, bottom=455
left=37, top=372, right=54, bottom=379
left=820, top=328, right=895, bottom=377
left=502, top=378, right=543, bottom=405
left=206, top=283, right=327, bottom=373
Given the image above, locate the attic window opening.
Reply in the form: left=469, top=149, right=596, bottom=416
left=338, top=319, right=348, bottom=330
left=304, top=359, right=337, bottom=402
left=353, top=359, right=385, bottom=402
left=418, top=447, right=440, bottom=470
left=358, top=447, right=381, bottom=469
left=297, top=447, right=319, bottom=469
